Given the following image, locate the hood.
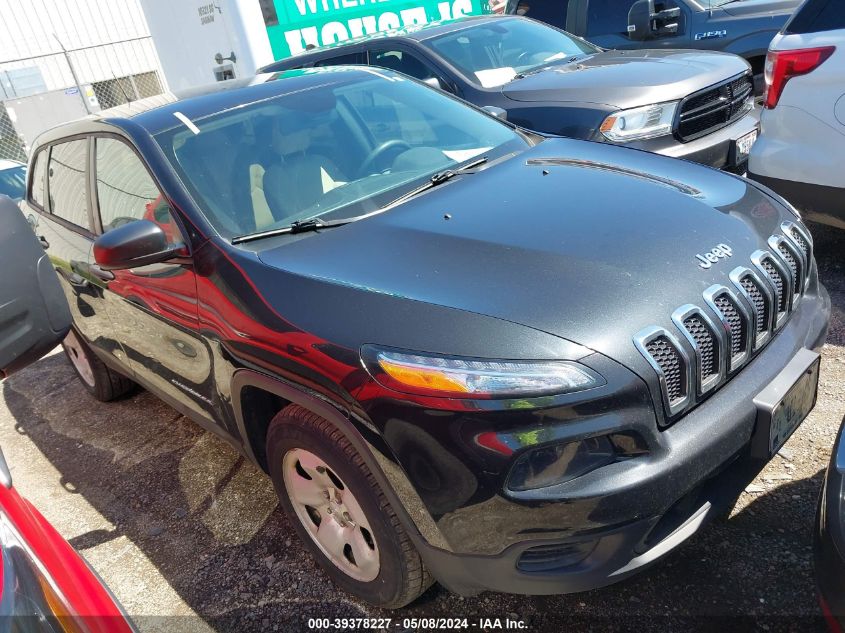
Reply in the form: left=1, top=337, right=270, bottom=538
left=256, top=138, right=796, bottom=367
left=502, top=50, right=750, bottom=108
left=716, top=0, right=801, bottom=17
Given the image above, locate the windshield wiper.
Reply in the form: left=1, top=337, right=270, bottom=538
left=232, top=156, right=488, bottom=244
left=232, top=217, right=349, bottom=245
left=381, top=156, right=488, bottom=210
left=513, top=54, right=590, bottom=80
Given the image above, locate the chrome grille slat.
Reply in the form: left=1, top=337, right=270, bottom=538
left=646, top=337, right=685, bottom=402
left=634, top=327, right=691, bottom=419
left=673, top=305, right=724, bottom=395
left=704, top=285, right=751, bottom=373
left=752, top=250, right=792, bottom=328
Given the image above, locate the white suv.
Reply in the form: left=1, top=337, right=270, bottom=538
left=748, top=0, right=845, bottom=230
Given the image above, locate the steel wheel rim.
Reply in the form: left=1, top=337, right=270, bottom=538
left=62, top=330, right=95, bottom=387
left=282, top=448, right=380, bottom=582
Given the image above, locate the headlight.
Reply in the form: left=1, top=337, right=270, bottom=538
left=600, top=101, right=678, bottom=143
left=361, top=346, right=604, bottom=398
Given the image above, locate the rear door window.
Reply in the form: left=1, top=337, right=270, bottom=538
left=95, top=137, right=181, bottom=244
left=785, top=0, right=845, bottom=33
left=47, top=139, right=90, bottom=230
left=369, top=49, right=440, bottom=82
left=29, top=150, right=46, bottom=207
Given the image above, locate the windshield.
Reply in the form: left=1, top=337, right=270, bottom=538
left=0, top=165, right=26, bottom=201
left=155, top=73, right=527, bottom=238
left=427, top=18, right=599, bottom=88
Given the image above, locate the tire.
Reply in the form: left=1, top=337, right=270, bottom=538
left=61, top=328, right=134, bottom=402
left=266, top=404, right=433, bottom=608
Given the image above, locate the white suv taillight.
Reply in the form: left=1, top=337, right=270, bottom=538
left=764, top=46, right=836, bottom=109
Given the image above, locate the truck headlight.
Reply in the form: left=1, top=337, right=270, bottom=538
left=361, top=346, right=604, bottom=398
left=600, top=101, right=678, bottom=142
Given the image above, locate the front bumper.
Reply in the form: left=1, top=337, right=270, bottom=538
left=399, top=284, right=830, bottom=596
left=816, top=415, right=845, bottom=630
left=626, top=110, right=759, bottom=170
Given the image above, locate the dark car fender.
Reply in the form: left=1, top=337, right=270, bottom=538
left=229, top=368, right=454, bottom=553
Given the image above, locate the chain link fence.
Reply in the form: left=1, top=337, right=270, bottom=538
left=90, top=69, right=164, bottom=110
left=0, top=105, right=26, bottom=162
left=0, top=36, right=166, bottom=161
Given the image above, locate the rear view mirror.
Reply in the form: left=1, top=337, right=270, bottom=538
left=481, top=105, right=508, bottom=121
left=93, top=219, right=184, bottom=270
left=422, top=77, right=445, bottom=90
left=0, top=197, right=72, bottom=378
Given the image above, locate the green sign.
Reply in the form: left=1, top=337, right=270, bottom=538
left=264, top=0, right=492, bottom=59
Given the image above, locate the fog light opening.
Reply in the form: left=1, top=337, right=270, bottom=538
left=507, top=436, right=616, bottom=492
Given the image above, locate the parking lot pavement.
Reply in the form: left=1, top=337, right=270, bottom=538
left=0, top=226, right=842, bottom=633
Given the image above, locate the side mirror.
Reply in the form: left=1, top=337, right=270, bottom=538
left=627, top=0, right=654, bottom=40
left=0, top=197, right=71, bottom=378
left=93, top=219, right=184, bottom=271
left=481, top=105, right=508, bottom=121
left=628, top=1, right=681, bottom=41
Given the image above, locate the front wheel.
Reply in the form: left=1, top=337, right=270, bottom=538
left=61, top=329, right=134, bottom=401
left=266, top=404, right=432, bottom=608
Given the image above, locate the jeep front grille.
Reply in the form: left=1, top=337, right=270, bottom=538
left=634, top=224, right=813, bottom=423
left=676, top=73, right=754, bottom=142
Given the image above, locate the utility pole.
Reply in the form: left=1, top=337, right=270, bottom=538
left=53, top=34, right=91, bottom=115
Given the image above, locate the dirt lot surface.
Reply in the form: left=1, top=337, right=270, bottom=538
left=0, top=225, right=842, bottom=633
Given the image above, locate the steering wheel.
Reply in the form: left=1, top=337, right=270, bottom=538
left=357, top=140, right=413, bottom=177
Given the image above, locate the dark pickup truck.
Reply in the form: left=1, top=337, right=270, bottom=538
left=505, top=0, right=801, bottom=90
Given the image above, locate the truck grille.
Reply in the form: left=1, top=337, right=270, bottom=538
left=676, top=73, right=754, bottom=142
left=634, top=223, right=813, bottom=424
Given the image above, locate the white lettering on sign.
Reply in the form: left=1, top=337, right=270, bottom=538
left=282, top=0, right=474, bottom=54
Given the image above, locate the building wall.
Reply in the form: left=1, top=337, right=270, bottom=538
left=139, top=0, right=274, bottom=92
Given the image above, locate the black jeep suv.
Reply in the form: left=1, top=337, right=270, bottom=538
left=23, top=67, right=829, bottom=607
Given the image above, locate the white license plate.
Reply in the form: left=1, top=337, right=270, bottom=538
left=768, top=357, right=819, bottom=455
left=736, top=129, right=758, bottom=159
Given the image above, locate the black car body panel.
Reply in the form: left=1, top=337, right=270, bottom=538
left=259, top=16, right=759, bottom=170
left=22, top=68, right=830, bottom=597
left=816, top=415, right=845, bottom=629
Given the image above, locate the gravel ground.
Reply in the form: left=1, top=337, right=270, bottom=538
left=0, top=225, right=842, bottom=633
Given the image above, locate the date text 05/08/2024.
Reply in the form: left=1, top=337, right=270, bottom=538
left=306, top=618, right=529, bottom=630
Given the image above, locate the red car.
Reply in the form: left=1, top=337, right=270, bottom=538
left=0, top=451, right=135, bottom=632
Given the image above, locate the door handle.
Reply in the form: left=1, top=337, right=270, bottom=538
left=89, top=264, right=115, bottom=282
left=37, top=235, right=49, bottom=249
left=57, top=267, right=89, bottom=291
